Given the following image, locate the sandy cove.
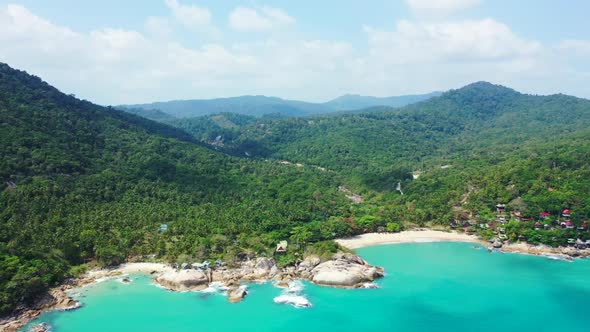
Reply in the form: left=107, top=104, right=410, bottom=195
left=335, top=230, right=482, bottom=249
left=336, top=230, right=590, bottom=259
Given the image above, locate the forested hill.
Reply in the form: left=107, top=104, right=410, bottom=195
left=174, top=81, right=590, bottom=173
left=170, top=81, right=590, bottom=224
left=0, top=63, right=351, bottom=315
left=0, top=63, right=200, bottom=181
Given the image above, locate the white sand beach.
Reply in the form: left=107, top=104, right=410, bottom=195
left=84, top=262, right=173, bottom=281
left=335, top=230, right=481, bottom=249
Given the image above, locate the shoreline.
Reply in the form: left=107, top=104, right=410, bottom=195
left=336, top=230, right=590, bottom=259
left=5, top=230, right=589, bottom=331
left=1, top=254, right=382, bottom=331
left=335, top=230, right=482, bottom=249
left=0, top=263, right=175, bottom=332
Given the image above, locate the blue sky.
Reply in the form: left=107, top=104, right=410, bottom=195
left=0, top=0, right=589, bottom=104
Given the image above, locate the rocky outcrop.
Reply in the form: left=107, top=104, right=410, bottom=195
left=253, top=257, right=277, bottom=278
left=296, top=255, right=321, bottom=279
left=210, top=253, right=383, bottom=289
left=0, top=286, right=80, bottom=332
left=228, top=285, right=248, bottom=303
left=310, top=253, right=384, bottom=288
left=492, top=239, right=503, bottom=248
left=155, top=270, right=209, bottom=291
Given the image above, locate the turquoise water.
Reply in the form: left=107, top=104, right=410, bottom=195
left=22, top=242, right=590, bottom=331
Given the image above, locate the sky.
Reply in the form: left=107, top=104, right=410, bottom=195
left=0, top=0, right=589, bottom=105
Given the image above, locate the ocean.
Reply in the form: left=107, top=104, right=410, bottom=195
left=21, top=242, right=590, bottom=331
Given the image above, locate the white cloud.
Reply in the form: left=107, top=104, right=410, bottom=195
left=0, top=5, right=250, bottom=102
left=557, top=39, right=590, bottom=56
left=144, top=16, right=173, bottom=40
left=164, top=0, right=211, bottom=29
left=406, top=0, right=480, bottom=17
left=229, top=6, right=295, bottom=32
left=364, top=19, right=541, bottom=64
left=0, top=4, right=588, bottom=103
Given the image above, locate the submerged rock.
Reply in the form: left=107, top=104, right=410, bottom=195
left=228, top=285, right=248, bottom=303
left=155, top=270, right=209, bottom=291
left=361, top=282, right=379, bottom=289
left=31, top=322, right=51, bottom=332
left=273, top=280, right=312, bottom=308
left=273, top=294, right=312, bottom=308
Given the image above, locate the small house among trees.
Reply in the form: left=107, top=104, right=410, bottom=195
left=276, top=240, right=288, bottom=253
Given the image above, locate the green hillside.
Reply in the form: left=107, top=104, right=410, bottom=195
left=0, top=63, right=350, bottom=315
left=2, top=63, right=590, bottom=317
left=171, top=82, right=590, bottom=224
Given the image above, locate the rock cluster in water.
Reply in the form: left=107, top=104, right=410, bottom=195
left=309, top=253, right=384, bottom=287
left=156, top=270, right=209, bottom=291
left=0, top=253, right=383, bottom=331
left=154, top=253, right=384, bottom=300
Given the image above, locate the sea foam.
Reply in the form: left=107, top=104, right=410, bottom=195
left=273, top=280, right=312, bottom=308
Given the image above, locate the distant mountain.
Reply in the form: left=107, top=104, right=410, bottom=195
left=119, top=107, right=176, bottom=122
left=323, top=92, right=442, bottom=111
left=120, top=92, right=440, bottom=119
left=121, top=95, right=331, bottom=118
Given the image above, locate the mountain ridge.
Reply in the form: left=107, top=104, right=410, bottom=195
left=119, top=91, right=441, bottom=119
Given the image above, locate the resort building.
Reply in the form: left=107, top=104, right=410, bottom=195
left=276, top=241, right=288, bottom=253
left=539, top=211, right=551, bottom=219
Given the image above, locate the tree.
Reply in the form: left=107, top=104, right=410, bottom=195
left=290, top=226, right=313, bottom=246
left=386, top=222, right=402, bottom=233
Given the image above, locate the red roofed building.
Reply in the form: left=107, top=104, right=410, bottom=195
left=561, top=221, right=574, bottom=229
left=563, top=209, right=571, bottom=217
left=539, top=211, right=551, bottom=218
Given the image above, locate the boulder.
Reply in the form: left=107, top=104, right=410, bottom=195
left=255, top=257, right=275, bottom=271
left=299, top=255, right=321, bottom=269
left=253, top=257, right=276, bottom=277
left=276, top=278, right=291, bottom=288
left=310, top=254, right=384, bottom=288
left=492, top=239, right=503, bottom=248
left=561, top=247, right=579, bottom=257
left=228, top=285, right=248, bottom=303
left=155, top=270, right=209, bottom=291
left=269, top=265, right=279, bottom=277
